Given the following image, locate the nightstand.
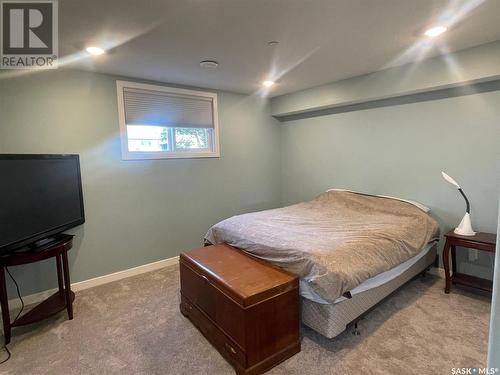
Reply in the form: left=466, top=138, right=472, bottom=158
left=442, top=230, right=496, bottom=294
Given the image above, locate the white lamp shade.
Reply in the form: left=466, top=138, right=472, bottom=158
left=441, top=171, right=460, bottom=188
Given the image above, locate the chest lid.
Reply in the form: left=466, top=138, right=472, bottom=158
left=180, top=244, right=298, bottom=307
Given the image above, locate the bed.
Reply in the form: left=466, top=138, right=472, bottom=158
left=205, top=190, right=440, bottom=338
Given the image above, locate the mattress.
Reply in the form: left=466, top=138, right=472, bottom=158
left=301, top=244, right=437, bottom=338
left=205, top=190, right=440, bottom=303
left=300, top=241, right=437, bottom=304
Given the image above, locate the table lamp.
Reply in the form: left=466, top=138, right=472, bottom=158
left=441, top=171, right=476, bottom=236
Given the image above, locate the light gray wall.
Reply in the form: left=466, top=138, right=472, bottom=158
left=279, top=89, right=500, bottom=278
left=487, top=200, right=500, bottom=368
left=0, top=69, right=281, bottom=296
left=1, top=57, right=499, bottom=296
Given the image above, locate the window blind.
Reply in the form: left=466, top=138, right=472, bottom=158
left=123, top=87, right=214, bottom=128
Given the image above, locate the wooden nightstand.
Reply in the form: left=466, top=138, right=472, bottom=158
left=442, top=230, right=496, bottom=294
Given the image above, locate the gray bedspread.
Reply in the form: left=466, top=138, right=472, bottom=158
left=205, top=191, right=440, bottom=303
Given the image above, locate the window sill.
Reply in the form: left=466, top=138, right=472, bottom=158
left=121, top=151, right=221, bottom=160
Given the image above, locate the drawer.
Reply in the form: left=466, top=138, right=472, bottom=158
left=181, top=295, right=246, bottom=369
left=180, top=261, right=217, bottom=320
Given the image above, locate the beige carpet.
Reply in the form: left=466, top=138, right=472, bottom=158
left=0, top=265, right=491, bottom=375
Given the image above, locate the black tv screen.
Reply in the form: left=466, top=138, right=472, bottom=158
left=0, top=154, right=85, bottom=254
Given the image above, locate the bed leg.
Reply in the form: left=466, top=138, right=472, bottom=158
left=352, top=321, right=360, bottom=336
left=420, top=266, right=431, bottom=279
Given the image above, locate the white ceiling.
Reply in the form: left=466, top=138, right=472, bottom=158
left=60, top=0, right=500, bottom=97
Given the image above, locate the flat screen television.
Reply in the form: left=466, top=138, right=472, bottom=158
left=0, top=154, right=85, bottom=254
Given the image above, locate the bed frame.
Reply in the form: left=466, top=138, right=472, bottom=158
left=206, top=240, right=438, bottom=340
left=301, top=244, right=437, bottom=338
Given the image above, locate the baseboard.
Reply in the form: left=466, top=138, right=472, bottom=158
left=71, top=255, right=179, bottom=291
left=427, top=266, right=445, bottom=279
left=5, top=255, right=179, bottom=311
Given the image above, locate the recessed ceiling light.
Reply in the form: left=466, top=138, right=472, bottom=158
left=85, top=46, right=105, bottom=55
left=424, top=26, right=447, bottom=38
left=200, top=60, right=219, bottom=68
left=262, top=80, right=275, bottom=87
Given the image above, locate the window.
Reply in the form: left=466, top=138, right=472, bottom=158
left=116, top=80, right=220, bottom=160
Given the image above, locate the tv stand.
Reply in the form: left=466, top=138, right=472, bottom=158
left=0, top=234, right=74, bottom=345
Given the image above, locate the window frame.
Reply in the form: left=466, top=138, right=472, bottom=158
left=116, top=80, right=220, bottom=160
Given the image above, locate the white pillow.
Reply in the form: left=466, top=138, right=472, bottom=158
left=326, top=188, right=431, bottom=213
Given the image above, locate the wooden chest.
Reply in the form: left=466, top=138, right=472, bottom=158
left=179, top=244, right=300, bottom=374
